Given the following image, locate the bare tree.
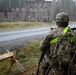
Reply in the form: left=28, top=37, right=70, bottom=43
left=52, top=0, right=76, bottom=21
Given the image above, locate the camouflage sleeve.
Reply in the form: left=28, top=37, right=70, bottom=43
left=40, top=34, right=53, bottom=52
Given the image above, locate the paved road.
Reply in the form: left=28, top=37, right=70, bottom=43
left=0, top=23, right=76, bottom=42
left=0, top=27, right=52, bottom=52
left=0, top=23, right=76, bottom=51
left=0, top=27, right=51, bottom=42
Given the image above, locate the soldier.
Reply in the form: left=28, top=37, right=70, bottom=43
left=37, top=12, right=76, bottom=75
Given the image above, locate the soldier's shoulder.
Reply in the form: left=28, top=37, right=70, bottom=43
left=50, top=27, right=59, bottom=35
left=43, top=27, right=58, bottom=39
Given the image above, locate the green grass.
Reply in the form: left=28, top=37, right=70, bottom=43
left=0, top=40, right=41, bottom=75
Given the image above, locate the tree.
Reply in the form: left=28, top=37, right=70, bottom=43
left=52, top=0, right=76, bottom=21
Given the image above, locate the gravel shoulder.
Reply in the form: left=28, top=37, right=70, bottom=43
left=0, top=34, right=44, bottom=52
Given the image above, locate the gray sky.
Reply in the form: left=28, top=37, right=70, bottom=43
left=45, top=0, right=53, bottom=1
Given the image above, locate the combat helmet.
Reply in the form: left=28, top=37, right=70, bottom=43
left=55, top=12, right=69, bottom=22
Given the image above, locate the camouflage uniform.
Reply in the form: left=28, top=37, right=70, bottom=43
left=39, top=12, right=71, bottom=75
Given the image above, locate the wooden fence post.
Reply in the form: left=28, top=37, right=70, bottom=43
left=4, top=48, right=25, bottom=73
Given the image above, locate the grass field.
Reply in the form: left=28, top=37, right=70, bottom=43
left=0, top=40, right=41, bottom=75
left=0, top=21, right=74, bottom=31
left=0, top=22, right=54, bottom=31
left=0, top=22, right=51, bottom=74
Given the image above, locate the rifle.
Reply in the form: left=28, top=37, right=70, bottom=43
left=36, top=50, right=46, bottom=75
left=71, top=27, right=76, bottom=30
left=36, top=34, right=53, bottom=75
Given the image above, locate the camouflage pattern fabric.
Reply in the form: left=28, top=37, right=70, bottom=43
left=40, top=27, right=67, bottom=65
left=55, top=12, right=69, bottom=22
left=40, top=27, right=76, bottom=75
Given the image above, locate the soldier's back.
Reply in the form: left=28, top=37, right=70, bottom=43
left=46, top=27, right=76, bottom=75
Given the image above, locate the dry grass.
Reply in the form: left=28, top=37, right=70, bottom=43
left=0, top=22, right=53, bottom=31
left=0, top=21, right=74, bottom=30
left=0, top=39, right=41, bottom=75
left=0, top=21, right=74, bottom=31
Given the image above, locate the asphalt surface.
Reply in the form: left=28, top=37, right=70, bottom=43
left=0, top=27, right=50, bottom=52
left=0, top=23, right=76, bottom=52
left=0, top=27, right=50, bottom=42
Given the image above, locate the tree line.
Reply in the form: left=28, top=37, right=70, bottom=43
left=0, top=0, right=26, bottom=8
left=52, top=0, right=76, bottom=21
left=0, top=0, right=76, bottom=21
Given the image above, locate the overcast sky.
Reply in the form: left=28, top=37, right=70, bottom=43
left=45, top=0, right=53, bottom=1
